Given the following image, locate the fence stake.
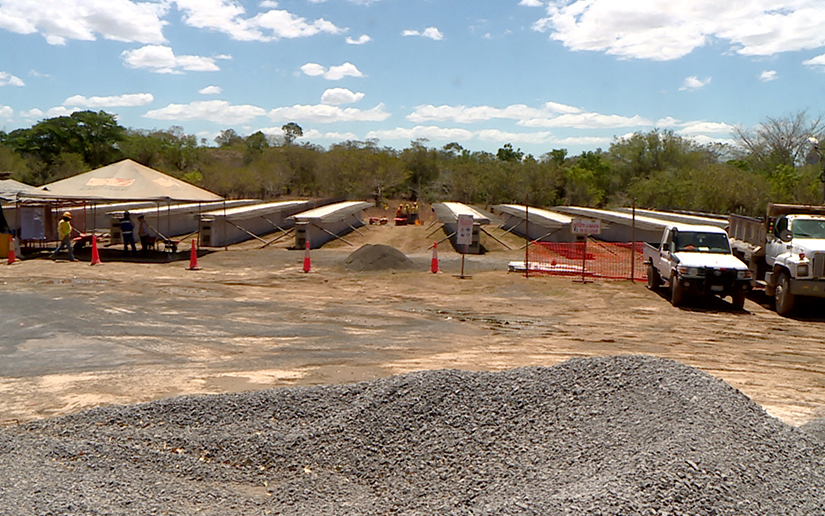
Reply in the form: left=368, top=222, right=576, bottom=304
left=630, top=200, right=636, bottom=281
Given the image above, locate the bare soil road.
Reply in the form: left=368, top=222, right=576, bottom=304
left=2, top=221, right=825, bottom=427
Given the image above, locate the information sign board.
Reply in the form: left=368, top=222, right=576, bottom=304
left=571, top=218, right=601, bottom=235
left=457, top=214, right=474, bottom=245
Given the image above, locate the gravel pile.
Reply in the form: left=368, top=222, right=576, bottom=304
left=2, top=355, right=824, bottom=515
left=343, top=244, right=416, bottom=271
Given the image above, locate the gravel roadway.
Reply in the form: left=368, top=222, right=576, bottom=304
left=2, top=223, right=825, bottom=426
left=2, top=222, right=825, bottom=513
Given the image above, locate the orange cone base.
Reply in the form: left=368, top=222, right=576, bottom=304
left=90, top=235, right=102, bottom=265
left=302, top=242, right=311, bottom=273
left=187, top=239, right=201, bottom=270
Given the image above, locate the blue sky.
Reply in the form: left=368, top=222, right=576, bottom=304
left=1, top=0, right=825, bottom=158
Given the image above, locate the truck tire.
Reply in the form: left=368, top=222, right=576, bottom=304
left=731, top=290, right=747, bottom=310
left=670, top=275, right=685, bottom=307
left=647, top=263, right=660, bottom=291
left=775, top=271, right=795, bottom=316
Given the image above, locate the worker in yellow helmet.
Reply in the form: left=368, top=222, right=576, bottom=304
left=50, top=212, right=77, bottom=261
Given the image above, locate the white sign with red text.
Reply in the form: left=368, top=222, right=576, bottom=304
left=571, top=218, right=601, bottom=235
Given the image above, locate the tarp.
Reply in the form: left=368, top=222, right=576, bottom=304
left=19, top=159, right=223, bottom=202
left=0, top=179, right=37, bottom=201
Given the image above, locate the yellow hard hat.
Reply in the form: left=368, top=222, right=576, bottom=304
left=62, top=211, right=72, bottom=219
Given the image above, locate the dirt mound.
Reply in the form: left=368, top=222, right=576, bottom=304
left=343, top=244, right=416, bottom=271
left=2, top=355, right=824, bottom=515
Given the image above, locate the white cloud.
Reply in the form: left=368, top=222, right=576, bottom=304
left=121, top=45, right=223, bottom=74
left=552, top=135, right=614, bottom=147
left=0, top=72, right=24, bottom=87
left=408, top=102, right=648, bottom=129
left=803, top=53, right=825, bottom=72
left=402, top=27, right=444, bottom=40
left=20, top=106, right=80, bottom=118
left=408, top=103, right=581, bottom=124
left=0, top=0, right=168, bottom=45
left=679, top=76, right=711, bottom=91
left=199, top=85, right=223, bottom=95
left=655, top=116, right=682, bottom=127
left=521, top=112, right=652, bottom=129
left=300, top=62, right=364, bottom=80
left=277, top=128, right=359, bottom=141
left=534, top=1, right=825, bottom=61
left=368, top=126, right=476, bottom=142
left=346, top=34, right=372, bottom=45
left=321, top=88, right=365, bottom=105
left=677, top=121, right=734, bottom=135
left=759, top=70, right=778, bottom=81
left=19, top=108, right=44, bottom=119
left=63, top=93, right=153, bottom=108
left=268, top=103, right=390, bottom=123
left=365, top=126, right=565, bottom=146
left=519, top=0, right=543, bottom=6
left=300, top=63, right=326, bottom=76
left=144, top=100, right=267, bottom=124
left=175, top=0, right=343, bottom=42
left=0, top=105, right=13, bottom=119
left=476, top=129, right=555, bottom=144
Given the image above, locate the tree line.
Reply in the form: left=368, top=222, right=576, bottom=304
left=1, top=110, right=824, bottom=218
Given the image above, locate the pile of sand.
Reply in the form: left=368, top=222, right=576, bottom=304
left=343, top=244, right=417, bottom=271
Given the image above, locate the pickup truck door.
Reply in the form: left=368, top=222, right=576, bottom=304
left=766, top=215, right=790, bottom=267
left=659, top=228, right=674, bottom=280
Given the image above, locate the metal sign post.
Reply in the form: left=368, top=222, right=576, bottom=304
left=455, top=214, right=473, bottom=279
left=571, top=218, right=601, bottom=284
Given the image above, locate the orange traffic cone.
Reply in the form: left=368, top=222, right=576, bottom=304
left=302, top=241, right=311, bottom=273
left=90, top=235, right=102, bottom=265
left=187, top=239, right=201, bottom=270
left=6, top=234, right=18, bottom=265
left=430, top=241, right=438, bottom=273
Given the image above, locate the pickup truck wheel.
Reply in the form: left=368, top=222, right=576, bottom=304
left=775, top=271, right=795, bottom=316
left=647, top=264, right=660, bottom=291
left=670, top=276, right=685, bottom=307
left=731, top=290, right=747, bottom=310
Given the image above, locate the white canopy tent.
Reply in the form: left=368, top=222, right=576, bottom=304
left=20, top=159, right=222, bottom=203
left=14, top=159, right=224, bottom=246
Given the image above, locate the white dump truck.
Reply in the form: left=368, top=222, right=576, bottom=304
left=729, top=203, right=825, bottom=316
left=643, top=224, right=752, bottom=308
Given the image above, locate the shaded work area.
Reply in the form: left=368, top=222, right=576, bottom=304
left=5, top=159, right=223, bottom=261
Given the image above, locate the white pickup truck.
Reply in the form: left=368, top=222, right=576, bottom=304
left=643, top=224, right=752, bottom=308
left=729, top=203, right=825, bottom=316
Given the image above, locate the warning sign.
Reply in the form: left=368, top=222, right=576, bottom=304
left=571, top=218, right=601, bottom=235
left=456, top=214, right=474, bottom=245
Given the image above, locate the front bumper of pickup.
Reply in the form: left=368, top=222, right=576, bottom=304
left=676, top=276, right=752, bottom=297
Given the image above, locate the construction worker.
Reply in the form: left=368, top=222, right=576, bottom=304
left=50, top=211, right=77, bottom=261
left=121, top=211, right=137, bottom=256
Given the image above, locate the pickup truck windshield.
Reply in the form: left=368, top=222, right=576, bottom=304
left=792, top=219, right=825, bottom=239
left=674, top=232, right=731, bottom=253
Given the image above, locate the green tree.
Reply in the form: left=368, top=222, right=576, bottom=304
left=215, top=129, right=243, bottom=147
left=281, top=122, right=303, bottom=146
left=496, top=143, right=524, bottom=162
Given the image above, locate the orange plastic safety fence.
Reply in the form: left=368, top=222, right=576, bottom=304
left=526, top=240, right=647, bottom=281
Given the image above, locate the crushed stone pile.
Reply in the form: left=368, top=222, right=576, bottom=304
left=1, top=355, right=824, bottom=515
left=343, top=243, right=416, bottom=271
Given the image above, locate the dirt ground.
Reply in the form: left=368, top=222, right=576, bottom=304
left=2, top=213, right=825, bottom=428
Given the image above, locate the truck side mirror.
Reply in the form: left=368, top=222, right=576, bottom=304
left=779, top=229, right=793, bottom=242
